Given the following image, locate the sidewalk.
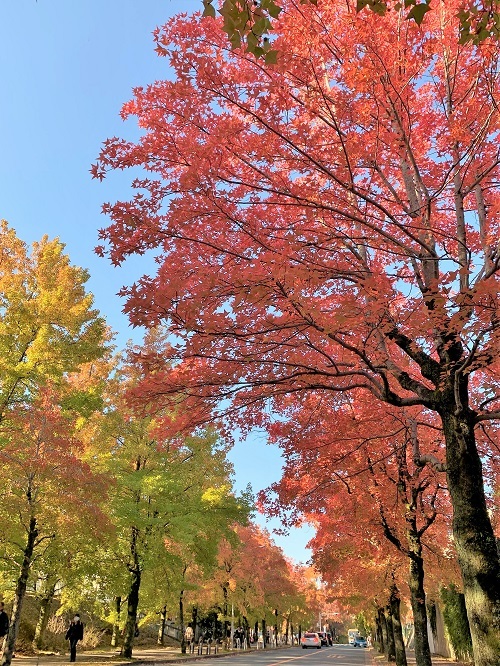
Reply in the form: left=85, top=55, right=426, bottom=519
left=370, top=649, right=471, bottom=666
left=7, top=645, right=281, bottom=666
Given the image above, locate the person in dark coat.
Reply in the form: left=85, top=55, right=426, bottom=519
left=0, top=602, right=9, bottom=639
left=65, top=614, right=84, bottom=662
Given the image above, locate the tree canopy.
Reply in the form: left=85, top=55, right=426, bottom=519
left=0, top=221, right=107, bottom=421
left=202, top=0, right=500, bottom=61
left=94, top=2, right=500, bottom=663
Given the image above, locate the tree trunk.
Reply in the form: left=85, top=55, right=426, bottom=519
left=242, top=615, right=249, bottom=647
left=33, top=577, right=57, bottom=650
left=1, top=516, right=38, bottom=666
left=121, top=526, right=141, bottom=660
left=261, top=619, right=266, bottom=647
left=385, top=605, right=396, bottom=662
left=408, top=553, right=432, bottom=666
left=222, top=586, right=228, bottom=641
left=375, top=610, right=384, bottom=653
left=389, top=584, right=407, bottom=666
left=157, top=605, right=166, bottom=646
left=442, top=409, right=500, bottom=666
left=179, top=590, right=186, bottom=654
left=191, top=606, right=198, bottom=643
left=379, top=608, right=388, bottom=656
left=274, top=608, right=278, bottom=646
left=111, top=596, right=121, bottom=648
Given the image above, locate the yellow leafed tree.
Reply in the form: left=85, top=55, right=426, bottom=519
left=0, top=221, right=107, bottom=420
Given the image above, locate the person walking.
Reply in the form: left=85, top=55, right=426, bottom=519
left=0, top=602, right=9, bottom=641
left=65, top=614, right=84, bottom=662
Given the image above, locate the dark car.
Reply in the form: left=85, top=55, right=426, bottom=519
left=353, top=636, right=368, bottom=648
left=317, top=632, right=329, bottom=646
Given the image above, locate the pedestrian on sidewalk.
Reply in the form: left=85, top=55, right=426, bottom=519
left=0, top=602, right=9, bottom=640
left=65, top=614, right=84, bottom=662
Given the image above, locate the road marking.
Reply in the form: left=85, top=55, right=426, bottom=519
left=264, top=653, right=327, bottom=666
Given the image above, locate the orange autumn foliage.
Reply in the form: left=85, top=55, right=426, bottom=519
left=94, top=3, right=500, bottom=662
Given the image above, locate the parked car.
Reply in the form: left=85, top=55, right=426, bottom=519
left=353, top=635, right=368, bottom=648
left=317, top=632, right=329, bottom=646
left=301, top=632, right=322, bottom=649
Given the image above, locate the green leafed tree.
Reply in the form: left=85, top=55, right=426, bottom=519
left=90, top=340, right=251, bottom=658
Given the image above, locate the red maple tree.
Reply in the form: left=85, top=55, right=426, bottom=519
left=94, top=2, right=500, bottom=663
left=0, top=386, right=109, bottom=666
left=259, top=394, right=455, bottom=666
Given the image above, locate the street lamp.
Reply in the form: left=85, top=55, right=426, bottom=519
left=230, top=604, right=234, bottom=648
left=318, top=612, right=326, bottom=632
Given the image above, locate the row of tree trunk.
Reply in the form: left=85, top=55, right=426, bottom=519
left=374, top=579, right=438, bottom=666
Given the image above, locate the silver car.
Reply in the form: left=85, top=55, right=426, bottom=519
left=301, top=632, right=322, bottom=649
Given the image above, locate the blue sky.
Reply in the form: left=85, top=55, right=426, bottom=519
left=0, top=0, right=313, bottom=564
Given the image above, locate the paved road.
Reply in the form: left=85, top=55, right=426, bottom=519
left=217, top=645, right=371, bottom=666
left=7, top=645, right=466, bottom=666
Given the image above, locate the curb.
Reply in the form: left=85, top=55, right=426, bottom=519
left=12, top=646, right=295, bottom=666
left=126, top=647, right=296, bottom=664
left=113, top=652, right=258, bottom=666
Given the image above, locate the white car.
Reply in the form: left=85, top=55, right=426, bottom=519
left=301, top=632, right=321, bottom=649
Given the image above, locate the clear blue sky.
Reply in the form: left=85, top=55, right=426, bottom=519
left=0, top=0, right=313, bottom=564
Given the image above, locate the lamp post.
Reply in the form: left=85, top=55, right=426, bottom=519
left=318, top=612, right=326, bottom=632
left=230, top=604, right=234, bottom=648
